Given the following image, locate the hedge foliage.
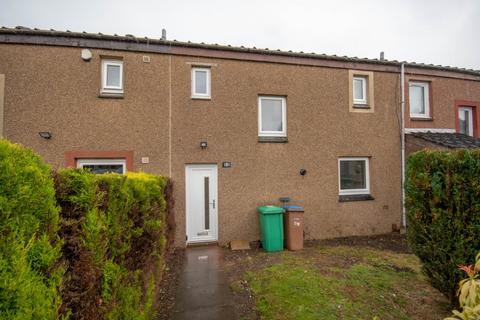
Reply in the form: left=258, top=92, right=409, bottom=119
left=406, top=149, right=480, bottom=304
left=55, top=169, right=168, bottom=319
left=0, top=139, right=63, bottom=320
left=0, top=139, right=170, bottom=320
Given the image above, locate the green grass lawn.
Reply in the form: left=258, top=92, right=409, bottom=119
left=229, top=245, right=450, bottom=320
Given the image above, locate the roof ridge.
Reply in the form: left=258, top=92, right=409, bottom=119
left=1, top=26, right=479, bottom=76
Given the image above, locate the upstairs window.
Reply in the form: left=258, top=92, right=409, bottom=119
left=458, top=107, right=474, bottom=136
left=191, top=67, right=211, bottom=99
left=77, top=159, right=126, bottom=174
left=258, top=96, right=286, bottom=137
left=338, top=157, right=370, bottom=195
left=101, top=60, right=123, bottom=94
left=353, top=76, right=368, bottom=105
left=349, top=70, right=374, bottom=112
left=409, top=82, right=430, bottom=118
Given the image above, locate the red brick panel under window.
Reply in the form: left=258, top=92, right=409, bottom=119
left=454, top=100, right=479, bottom=138
left=64, top=150, right=134, bottom=171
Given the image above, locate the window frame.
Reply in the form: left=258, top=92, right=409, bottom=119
left=409, top=81, right=430, bottom=118
left=338, top=157, right=370, bottom=196
left=76, top=158, right=127, bottom=174
left=191, top=67, right=211, bottom=99
left=258, top=96, right=287, bottom=137
left=101, top=59, right=124, bottom=94
left=458, top=106, right=474, bottom=136
left=353, top=76, right=368, bottom=105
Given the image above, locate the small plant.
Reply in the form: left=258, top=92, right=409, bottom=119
left=445, top=253, right=480, bottom=320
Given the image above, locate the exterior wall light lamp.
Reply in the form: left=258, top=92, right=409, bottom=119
left=200, top=141, right=208, bottom=149
left=38, top=132, right=52, bottom=140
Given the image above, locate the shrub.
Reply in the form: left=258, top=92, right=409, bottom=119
left=406, top=149, right=480, bottom=304
left=0, top=139, right=63, bottom=320
left=56, top=169, right=168, bottom=319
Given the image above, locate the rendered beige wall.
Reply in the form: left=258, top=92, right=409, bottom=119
left=2, top=43, right=478, bottom=247
left=0, top=45, right=171, bottom=175
left=169, top=55, right=402, bottom=245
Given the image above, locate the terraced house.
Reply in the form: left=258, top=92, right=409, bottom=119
left=0, top=27, right=479, bottom=247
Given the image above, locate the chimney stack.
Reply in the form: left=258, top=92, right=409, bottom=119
left=380, top=51, right=385, bottom=61
left=161, top=29, right=167, bottom=40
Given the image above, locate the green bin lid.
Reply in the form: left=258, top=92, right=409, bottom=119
left=257, top=205, right=285, bottom=214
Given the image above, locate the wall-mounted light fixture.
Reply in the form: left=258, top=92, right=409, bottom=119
left=299, top=169, right=307, bottom=176
left=200, top=141, right=208, bottom=149
left=38, top=132, right=52, bottom=140
left=81, top=49, right=92, bottom=61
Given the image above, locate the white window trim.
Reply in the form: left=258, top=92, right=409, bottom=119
left=101, top=60, right=123, bottom=93
left=459, top=107, right=474, bottom=136
left=409, top=82, right=430, bottom=118
left=191, top=67, right=211, bottom=99
left=353, top=76, right=367, bottom=105
left=338, top=157, right=370, bottom=195
left=258, top=96, right=287, bottom=137
left=76, top=158, right=127, bottom=173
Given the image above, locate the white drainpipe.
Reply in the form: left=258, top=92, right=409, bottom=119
left=400, top=63, right=406, bottom=228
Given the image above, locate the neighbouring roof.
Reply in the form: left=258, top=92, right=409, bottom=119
left=408, top=132, right=480, bottom=149
left=1, top=26, right=479, bottom=77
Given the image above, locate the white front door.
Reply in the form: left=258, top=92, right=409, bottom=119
left=459, top=107, right=474, bottom=136
left=186, top=164, right=218, bottom=243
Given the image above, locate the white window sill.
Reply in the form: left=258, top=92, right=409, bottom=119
left=410, top=115, right=432, bottom=121
left=353, top=101, right=368, bottom=106
left=191, top=95, right=211, bottom=100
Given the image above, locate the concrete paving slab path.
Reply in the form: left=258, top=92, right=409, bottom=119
left=173, top=246, right=235, bottom=320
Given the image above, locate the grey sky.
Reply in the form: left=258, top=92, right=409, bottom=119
left=1, top=0, right=479, bottom=69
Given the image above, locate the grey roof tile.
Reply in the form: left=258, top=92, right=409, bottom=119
left=0, top=26, right=479, bottom=77
left=409, top=132, right=480, bottom=149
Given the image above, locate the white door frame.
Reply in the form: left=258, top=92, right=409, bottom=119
left=185, top=164, right=218, bottom=244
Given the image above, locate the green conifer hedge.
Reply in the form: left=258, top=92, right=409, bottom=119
left=0, top=139, right=171, bottom=319
left=55, top=169, right=169, bottom=319
left=406, top=149, right=480, bottom=304
left=0, top=139, right=63, bottom=320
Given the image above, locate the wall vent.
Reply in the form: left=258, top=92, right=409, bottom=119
left=142, top=55, right=151, bottom=63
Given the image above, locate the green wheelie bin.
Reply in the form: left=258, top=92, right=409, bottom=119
left=257, top=205, right=285, bottom=252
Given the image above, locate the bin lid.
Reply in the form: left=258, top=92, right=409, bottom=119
left=282, top=205, right=304, bottom=210
left=257, top=205, right=285, bottom=215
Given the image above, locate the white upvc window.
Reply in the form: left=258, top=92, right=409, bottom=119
left=353, top=76, right=368, bottom=105
left=191, top=67, right=211, bottom=99
left=77, top=158, right=126, bottom=174
left=409, top=82, right=430, bottom=118
left=338, top=157, right=370, bottom=195
left=101, top=60, right=123, bottom=94
left=258, top=96, right=287, bottom=137
left=458, top=107, right=474, bottom=136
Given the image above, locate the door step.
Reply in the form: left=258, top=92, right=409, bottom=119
left=186, top=241, right=219, bottom=248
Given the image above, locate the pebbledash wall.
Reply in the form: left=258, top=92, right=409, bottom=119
left=0, top=28, right=479, bottom=246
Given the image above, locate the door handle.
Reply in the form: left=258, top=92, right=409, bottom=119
left=209, top=199, right=216, bottom=209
